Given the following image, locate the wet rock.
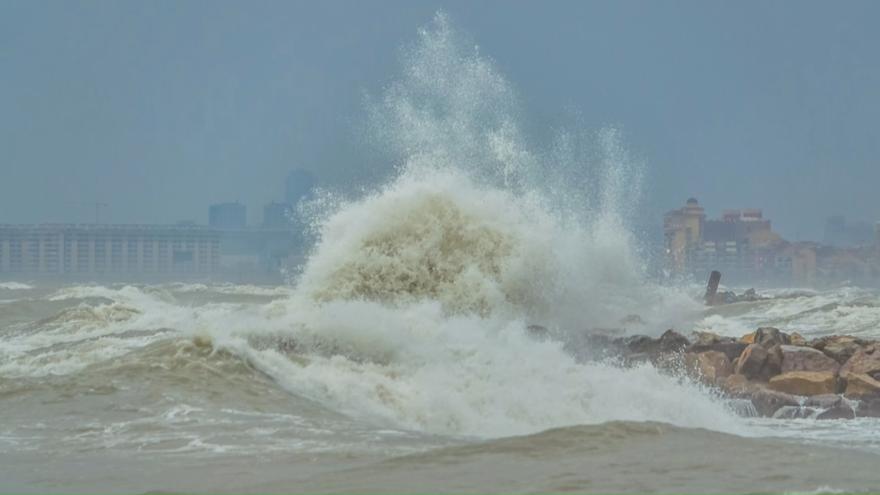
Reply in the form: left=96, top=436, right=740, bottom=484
left=773, top=402, right=856, bottom=419
left=716, top=290, right=739, bottom=304
left=839, top=345, right=880, bottom=380
left=690, top=331, right=728, bottom=346
left=741, top=288, right=762, bottom=302
left=710, top=342, right=749, bottom=362
left=687, top=332, right=747, bottom=362
left=857, top=398, right=880, bottom=418
left=711, top=288, right=767, bottom=305
left=727, top=398, right=759, bottom=417
left=735, top=344, right=782, bottom=381
left=810, top=335, right=871, bottom=365
left=779, top=345, right=840, bottom=374
left=720, top=373, right=753, bottom=396
left=526, top=325, right=550, bottom=339
left=622, top=329, right=690, bottom=357
left=765, top=345, right=783, bottom=376
left=805, top=394, right=857, bottom=419
left=684, top=351, right=732, bottom=384
left=754, top=327, right=791, bottom=348
left=789, top=332, right=807, bottom=346
left=805, top=394, right=844, bottom=409
left=619, top=351, right=652, bottom=366
left=652, top=352, right=686, bottom=374
left=817, top=402, right=856, bottom=420
left=619, top=314, right=644, bottom=326
left=735, top=344, right=767, bottom=379
left=844, top=373, right=880, bottom=400
left=768, top=371, right=838, bottom=396
left=740, top=332, right=756, bottom=344
left=750, top=386, right=801, bottom=417
left=657, top=329, right=691, bottom=352
left=773, top=405, right=817, bottom=419
left=621, top=335, right=654, bottom=354
left=561, top=333, right=624, bottom=362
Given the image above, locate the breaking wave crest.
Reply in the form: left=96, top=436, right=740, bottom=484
left=297, top=12, right=696, bottom=331
left=0, top=282, right=33, bottom=290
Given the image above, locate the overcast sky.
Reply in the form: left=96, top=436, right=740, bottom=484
left=2, top=0, right=878, bottom=240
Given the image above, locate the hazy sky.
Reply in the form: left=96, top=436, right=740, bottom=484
left=2, top=1, right=878, bottom=240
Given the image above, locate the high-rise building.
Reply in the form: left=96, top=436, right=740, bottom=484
left=209, top=202, right=246, bottom=229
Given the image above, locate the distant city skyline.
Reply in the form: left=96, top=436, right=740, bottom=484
left=2, top=1, right=879, bottom=240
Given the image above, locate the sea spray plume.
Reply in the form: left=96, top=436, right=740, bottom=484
left=366, top=12, right=535, bottom=192
left=544, top=125, right=647, bottom=289
left=297, top=12, right=677, bottom=329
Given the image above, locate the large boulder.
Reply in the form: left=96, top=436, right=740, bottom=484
left=720, top=373, right=753, bottom=396
left=803, top=393, right=857, bottom=419
left=793, top=394, right=856, bottom=419
left=684, top=351, right=733, bottom=384
left=750, top=386, right=801, bottom=416
left=622, top=329, right=690, bottom=357
left=735, top=344, right=783, bottom=381
left=656, top=329, right=691, bottom=352
left=804, top=394, right=844, bottom=409
left=844, top=373, right=880, bottom=400
left=690, top=331, right=727, bottom=346
left=810, top=335, right=871, bottom=365
left=802, top=393, right=857, bottom=419
left=779, top=345, right=840, bottom=374
left=817, top=403, right=857, bottom=420
left=687, top=332, right=747, bottom=362
left=839, top=344, right=880, bottom=380
left=526, top=324, right=550, bottom=339
left=858, top=398, right=880, bottom=418
left=754, top=327, right=791, bottom=347
left=768, top=371, right=838, bottom=396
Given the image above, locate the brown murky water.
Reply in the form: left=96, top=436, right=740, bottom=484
left=2, top=282, right=880, bottom=493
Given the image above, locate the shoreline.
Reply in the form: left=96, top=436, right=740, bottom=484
left=570, top=325, right=880, bottom=420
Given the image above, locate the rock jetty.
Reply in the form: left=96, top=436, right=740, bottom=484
left=586, top=327, right=880, bottom=419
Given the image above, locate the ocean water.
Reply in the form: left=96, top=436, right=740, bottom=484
left=3, top=13, right=880, bottom=493
left=2, top=281, right=880, bottom=492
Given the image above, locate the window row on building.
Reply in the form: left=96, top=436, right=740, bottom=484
left=0, top=224, right=219, bottom=275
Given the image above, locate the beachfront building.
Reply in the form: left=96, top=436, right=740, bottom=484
left=663, top=199, right=801, bottom=284
left=663, top=198, right=705, bottom=275
left=662, top=199, right=880, bottom=286
left=0, top=224, right=219, bottom=277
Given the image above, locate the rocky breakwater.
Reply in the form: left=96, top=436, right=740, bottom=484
left=593, top=328, right=880, bottom=419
